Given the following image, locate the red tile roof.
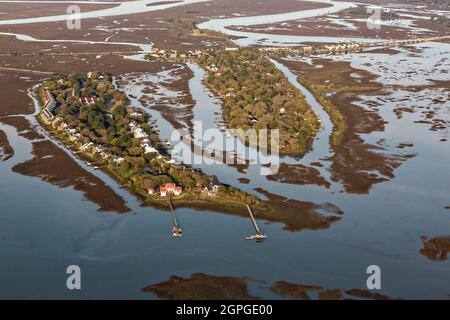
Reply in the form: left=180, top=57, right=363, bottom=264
left=79, top=97, right=98, bottom=104
left=165, top=183, right=176, bottom=190
left=43, top=90, right=53, bottom=103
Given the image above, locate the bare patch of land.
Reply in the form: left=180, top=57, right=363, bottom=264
left=266, top=163, right=331, bottom=188
left=229, top=3, right=450, bottom=41
left=420, top=235, right=450, bottom=261
left=116, top=65, right=195, bottom=134
left=142, top=273, right=259, bottom=300
left=271, top=280, right=398, bottom=300
left=0, top=129, right=13, bottom=161
left=280, top=57, right=416, bottom=194
left=0, top=71, right=43, bottom=117
left=0, top=0, right=333, bottom=49
left=0, top=3, right=117, bottom=21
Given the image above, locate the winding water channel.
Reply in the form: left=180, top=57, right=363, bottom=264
left=0, top=0, right=449, bottom=299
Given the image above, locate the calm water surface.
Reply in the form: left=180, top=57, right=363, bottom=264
left=0, top=1, right=449, bottom=299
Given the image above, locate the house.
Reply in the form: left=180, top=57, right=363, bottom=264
left=129, top=111, right=142, bottom=118
left=159, top=183, right=183, bottom=196
left=99, top=151, right=111, bottom=160
left=165, top=183, right=176, bottom=192
left=173, top=186, right=183, bottom=196
left=43, top=90, right=57, bottom=113
left=92, top=146, right=104, bottom=154
left=217, top=66, right=226, bottom=75
left=113, top=157, right=125, bottom=165
left=80, top=142, right=94, bottom=151
left=43, top=90, right=53, bottom=105
left=147, top=187, right=155, bottom=195
left=142, top=144, right=158, bottom=154
left=58, top=122, right=68, bottom=130
left=149, top=48, right=160, bottom=58
left=225, top=47, right=239, bottom=51
left=79, top=97, right=98, bottom=105
left=133, top=128, right=147, bottom=139
left=207, top=184, right=221, bottom=196
left=159, top=186, right=167, bottom=197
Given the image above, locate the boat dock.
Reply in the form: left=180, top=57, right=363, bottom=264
left=245, top=204, right=267, bottom=242
left=169, top=199, right=182, bottom=237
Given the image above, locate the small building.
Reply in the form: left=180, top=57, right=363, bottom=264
left=142, top=144, right=158, bottom=154
left=159, top=186, right=167, bottom=197
left=217, top=66, right=226, bottom=75
left=79, top=97, right=98, bottom=105
left=42, top=89, right=58, bottom=120
left=58, top=122, right=68, bottom=130
left=207, top=184, right=221, bottom=197
left=133, top=128, right=147, bottom=139
left=165, top=183, right=176, bottom=191
left=159, top=183, right=183, bottom=197
left=173, top=186, right=183, bottom=196
left=80, top=142, right=94, bottom=151
left=147, top=187, right=155, bottom=195
left=113, top=157, right=125, bottom=165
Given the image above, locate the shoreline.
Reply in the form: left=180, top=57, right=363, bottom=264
left=34, top=84, right=272, bottom=215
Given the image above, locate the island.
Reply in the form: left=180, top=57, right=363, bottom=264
left=196, top=49, right=320, bottom=155
left=144, top=48, right=322, bottom=155
left=36, top=71, right=270, bottom=212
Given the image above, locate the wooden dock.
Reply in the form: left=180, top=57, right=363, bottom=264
left=245, top=204, right=266, bottom=242
left=169, top=199, right=182, bottom=237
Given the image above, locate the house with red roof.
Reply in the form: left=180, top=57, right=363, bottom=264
left=41, top=89, right=58, bottom=120
left=159, top=183, right=183, bottom=197
left=217, top=66, right=226, bottom=75
left=79, top=97, right=98, bottom=105
left=58, top=122, right=68, bottom=130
